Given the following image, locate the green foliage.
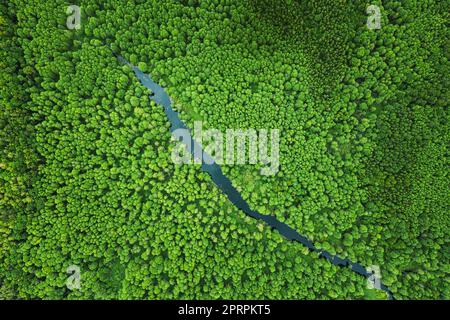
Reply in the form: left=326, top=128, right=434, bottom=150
left=0, top=0, right=448, bottom=300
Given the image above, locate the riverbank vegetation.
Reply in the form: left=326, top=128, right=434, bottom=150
left=1, top=0, right=448, bottom=299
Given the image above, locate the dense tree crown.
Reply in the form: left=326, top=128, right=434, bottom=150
left=0, top=0, right=448, bottom=299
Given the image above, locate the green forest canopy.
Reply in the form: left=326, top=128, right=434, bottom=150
left=0, top=0, right=448, bottom=299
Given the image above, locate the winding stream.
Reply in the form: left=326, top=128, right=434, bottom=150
left=118, top=55, right=394, bottom=300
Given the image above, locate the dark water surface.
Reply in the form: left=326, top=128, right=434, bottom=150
left=119, top=55, right=394, bottom=300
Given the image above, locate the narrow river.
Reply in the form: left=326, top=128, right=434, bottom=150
left=118, top=55, right=394, bottom=300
